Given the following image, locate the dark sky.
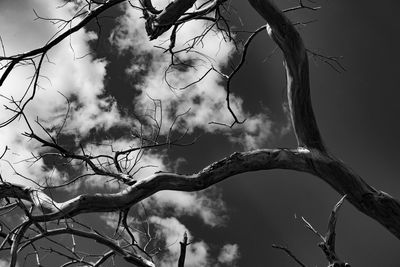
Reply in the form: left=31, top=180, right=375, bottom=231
left=203, top=1, right=400, bottom=266
left=2, top=0, right=400, bottom=266
left=61, top=0, right=400, bottom=266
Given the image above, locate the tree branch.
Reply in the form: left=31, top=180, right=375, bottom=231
left=178, top=232, right=189, bottom=267
left=143, top=0, right=227, bottom=40
left=271, top=244, right=307, bottom=267
left=246, top=0, right=400, bottom=240
left=144, top=0, right=197, bottom=40
left=1, top=147, right=399, bottom=242
left=2, top=2, right=400, bottom=265
left=248, top=0, right=325, bottom=151
left=18, top=228, right=154, bottom=267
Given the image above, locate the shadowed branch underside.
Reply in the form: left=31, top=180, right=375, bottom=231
left=1, top=0, right=400, bottom=266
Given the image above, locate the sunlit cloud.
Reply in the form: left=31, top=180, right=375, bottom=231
left=81, top=138, right=166, bottom=190
left=150, top=216, right=210, bottom=267
left=218, top=243, right=240, bottom=265
left=1, top=1, right=241, bottom=265
left=110, top=1, right=274, bottom=150
left=0, top=259, right=16, bottom=267
left=0, top=0, right=129, bottom=186
left=147, top=188, right=227, bottom=227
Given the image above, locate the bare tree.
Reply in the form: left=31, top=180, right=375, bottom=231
left=0, top=0, right=398, bottom=266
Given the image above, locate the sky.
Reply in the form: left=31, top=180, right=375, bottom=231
left=1, top=0, right=400, bottom=266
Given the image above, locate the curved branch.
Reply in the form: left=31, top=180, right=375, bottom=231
left=0, top=149, right=308, bottom=222
left=93, top=250, right=115, bottom=266
left=1, top=4, right=400, bottom=263
left=2, top=147, right=400, bottom=239
left=248, top=0, right=325, bottom=151
left=18, top=228, right=154, bottom=267
left=10, top=221, right=32, bottom=267
left=0, top=0, right=125, bottom=87
left=246, top=0, right=400, bottom=240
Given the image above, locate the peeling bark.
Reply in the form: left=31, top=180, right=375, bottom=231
left=2, top=0, right=400, bottom=265
left=3, top=147, right=400, bottom=240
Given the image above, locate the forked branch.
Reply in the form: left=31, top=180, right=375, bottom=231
left=247, top=0, right=400, bottom=240
left=2, top=0, right=400, bottom=265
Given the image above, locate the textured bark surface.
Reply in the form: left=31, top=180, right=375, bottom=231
left=1, top=0, right=400, bottom=241
left=248, top=0, right=400, bottom=239
left=145, top=0, right=197, bottom=39
left=3, top=147, right=400, bottom=239
left=2, top=0, right=400, bottom=265
left=248, top=0, right=325, bottom=151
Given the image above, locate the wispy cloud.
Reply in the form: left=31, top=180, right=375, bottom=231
left=0, top=259, right=15, bottom=267
left=0, top=0, right=129, bottom=186
left=110, top=1, right=274, bottom=150
left=147, top=188, right=227, bottom=227
left=0, top=2, right=243, bottom=265
left=150, top=216, right=210, bottom=267
left=218, top=243, right=240, bottom=265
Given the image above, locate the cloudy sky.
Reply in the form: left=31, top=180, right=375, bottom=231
left=1, top=0, right=400, bottom=266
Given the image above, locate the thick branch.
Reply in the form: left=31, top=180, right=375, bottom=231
left=1, top=4, right=400, bottom=262
left=3, top=148, right=400, bottom=241
left=144, top=0, right=197, bottom=40
left=245, top=0, right=400, bottom=240
left=248, top=0, right=325, bottom=151
left=144, top=0, right=227, bottom=40
left=0, top=149, right=307, bottom=221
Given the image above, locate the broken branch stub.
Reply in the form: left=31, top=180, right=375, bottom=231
left=144, top=0, right=197, bottom=40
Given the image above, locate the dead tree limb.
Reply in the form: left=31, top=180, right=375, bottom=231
left=2, top=0, right=400, bottom=265
left=2, top=145, right=400, bottom=242
left=178, top=232, right=189, bottom=267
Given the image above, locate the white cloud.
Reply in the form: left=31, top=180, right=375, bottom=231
left=147, top=189, right=226, bottom=227
left=0, top=2, right=244, bottom=265
left=0, top=258, right=19, bottom=267
left=81, top=138, right=166, bottom=190
left=0, top=259, right=10, bottom=267
left=100, top=212, right=144, bottom=246
left=218, top=244, right=240, bottom=265
left=110, top=1, right=274, bottom=149
left=150, top=216, right=210, bottom=267
left=149, top=216, right=240, bottom=267
left=0, top=0, right=129, bottom=186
